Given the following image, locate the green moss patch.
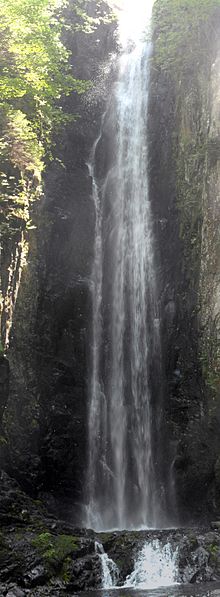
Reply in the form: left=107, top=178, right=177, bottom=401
left=32, top=532, right=79, bottom=575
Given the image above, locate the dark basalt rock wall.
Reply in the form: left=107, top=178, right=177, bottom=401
left=2, top=0, right=220, bottom=526
left=4, top=1, right=116, bottom=518
left=36, top=12, right=116, bottom=515
left=149, top=2, right=220, bottom=521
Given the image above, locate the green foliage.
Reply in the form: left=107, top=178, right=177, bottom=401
left=209, top=544, right=219, bottom=554
left=152, top=0, right=220, bottom=78
left=32, top=531, right=53, bottom=551
left=152, top=0, right=220, bottom=402
left=62, top=557, right=72, bottom=582
left=32, top=531, right=79, bottom=573
left=1, top=109, right=44, bottom=174
left=0, top=0, right=93, bottom=242
left=72, top=0, right=116, bottom=33
left=0, top=0, right=90, bottom=146
left=207, top=542, right=219, bottom=565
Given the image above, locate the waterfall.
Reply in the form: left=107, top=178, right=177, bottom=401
left=95, top=539, right=178, bottom=591
left=86, top=0, right=165, bottom=530
left=124, top=540, right=179, bottom=589
left=95, top=542, right=119, bottom=589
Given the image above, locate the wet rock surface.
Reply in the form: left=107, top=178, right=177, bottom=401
left=101, top=529, right=220, bottom=587
left=149, top=2, right=220, bottom=522
left=1, top=472, right=220, bottom=595
left=3, top=0, right=117, bottom=518
left=0, top=471, right=100, bottom=594
left=1, top=5, right=220, bottom=594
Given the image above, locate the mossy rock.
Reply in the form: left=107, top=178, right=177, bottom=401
left=61, top=555, right=72, bottom=583
left=32, top=532, right=79, bottom=575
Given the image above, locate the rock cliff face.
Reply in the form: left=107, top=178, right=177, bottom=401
left=3, top=1, right=116, bottom=517
left=149, top=0, right=220, bottom=520
left=1, top=0, right=220, bottom=525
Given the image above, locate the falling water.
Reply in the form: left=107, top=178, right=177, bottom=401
left=124, top=541, right=179, bottom=589
left=95, top=539, right=178, bottom=591
left=95, top=542, right=119, bottom=589
left=86, top=0, right=164, bottom=530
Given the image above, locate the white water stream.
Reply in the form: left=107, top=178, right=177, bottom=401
left=124, top=540, right=179, bottom=590
left=96, top=540, right=178, bottom=591
left=86, top=0, right=165, bottom=530
left=95, top=542, right=119, bottom=589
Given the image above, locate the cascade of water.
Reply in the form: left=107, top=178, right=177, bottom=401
left=86, top=0, right=166, bottom=530
left=95, top=542, right=119, bottom=589
left=124, top=540, right=179, bottom=589
left=86, top=120, right=108, bottom=531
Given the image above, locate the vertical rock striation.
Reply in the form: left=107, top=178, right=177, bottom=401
left=3, top=1, right=116, bottom=516
left=1, top=0, right=220, bottom=526
left=149, top=0, right=220, bottom=520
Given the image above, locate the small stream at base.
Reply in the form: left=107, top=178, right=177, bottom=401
left=78, top=584, right=220, bottom=597
left=123, top=540, right=179, bottom=589
left=93, top=535, right=220, bottom=597
left=95, top=542, right=119, bottom=588
left=95, top=539, right=178, bottom=591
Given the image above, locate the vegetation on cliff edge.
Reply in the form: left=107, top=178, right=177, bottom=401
left=152, top=0, right=220, bottom=401
left=152, top=0, right=220, bottom=78
left=0, top=0, right=112, bottom=349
